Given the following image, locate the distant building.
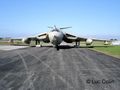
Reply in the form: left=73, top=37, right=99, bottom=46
left=111, top=41, right=120, bottom=45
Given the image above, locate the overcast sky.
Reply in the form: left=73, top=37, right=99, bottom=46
left=0, top=0, right=120, bottom=39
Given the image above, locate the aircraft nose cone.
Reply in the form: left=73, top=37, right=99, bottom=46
left=53, top=35, right=58, bottom=41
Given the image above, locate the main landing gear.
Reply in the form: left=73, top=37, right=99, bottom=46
left=35, top=40, right=42, bottom=47
left=75, top=41, right=80, bottom=48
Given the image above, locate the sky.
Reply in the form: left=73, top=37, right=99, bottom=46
left=0, top=0, right=120, bottom=39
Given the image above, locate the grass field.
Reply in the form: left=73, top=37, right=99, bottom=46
left=91, top=46, right=120, bottom=59
left=87, top=41, right=120, bottom=58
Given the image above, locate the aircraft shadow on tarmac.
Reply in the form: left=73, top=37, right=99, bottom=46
left=30, top=45, right=102, bottom=49
left=30, top=45, right=111, bottom=50
left=59, top=45, right=74, bottom=49
left=31, top=45, right=74, bottom=49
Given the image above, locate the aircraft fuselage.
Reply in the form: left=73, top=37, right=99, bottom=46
left=48, top=30, right=64, bottom=47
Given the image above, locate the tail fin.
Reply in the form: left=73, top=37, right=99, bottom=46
left=48, top=25, right=72, bottom=30
left=60, top=27, right=72, bottom=29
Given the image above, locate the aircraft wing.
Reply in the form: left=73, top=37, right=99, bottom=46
left=37, top=33, right=48, bottom=40
left=64, top=33, right=110, bottom=44
left=92, top=38, right=110, bottom=42
left=37, top=33, right=50, bottom=43
left=38, top=33, right=47, bottom=37
left=63, top=33, right=80, bottom=43
left=23, top=33, right=50, bottom=44
left=65, top=33, right=76, bottom=37
left=65, top=37, right=87, bottom=42
left=25, top=33, right=48, bottom=41
left=65, top=33, right=89, bottom=41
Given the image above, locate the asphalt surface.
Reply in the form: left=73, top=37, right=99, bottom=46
left=0, top=46, right=120, bottom=90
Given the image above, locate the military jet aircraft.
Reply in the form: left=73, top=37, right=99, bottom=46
left=22, top=25, right=109, bottom=50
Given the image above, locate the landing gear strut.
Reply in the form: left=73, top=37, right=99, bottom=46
left=35, top=40, right=38, bottom=45
left=35, top=40, right=42, bottom=47
left=56, top=45, right=59, bottom=50
left=39, top=41, right=42, bottom=47
left=75, top=41, right=80, bottom=48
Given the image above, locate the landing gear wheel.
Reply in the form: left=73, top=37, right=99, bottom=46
left=40, top=45, right=42, bottom=47
left=56, top=46, right=59, bottom=51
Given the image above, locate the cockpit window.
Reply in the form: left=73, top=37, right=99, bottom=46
left=51, top=29, right=60, bottom=32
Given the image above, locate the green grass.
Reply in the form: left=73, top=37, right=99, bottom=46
left=89, top=41, right=120, bottom=58
left=91, top=46, right=120, bottom=58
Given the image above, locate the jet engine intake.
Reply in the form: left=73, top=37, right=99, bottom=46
left=22, top=38, right=31, bottom=44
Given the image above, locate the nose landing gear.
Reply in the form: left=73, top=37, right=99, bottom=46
left=56, top=45, right=59, bottom=50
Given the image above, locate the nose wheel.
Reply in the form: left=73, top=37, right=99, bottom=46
left=56, top=45, right=59, bottom=50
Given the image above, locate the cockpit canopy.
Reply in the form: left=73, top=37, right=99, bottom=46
left=51, top=29, right=60, bottom=32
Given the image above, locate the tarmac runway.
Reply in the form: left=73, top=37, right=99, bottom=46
left=0, top=46, right=120, bottom=90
